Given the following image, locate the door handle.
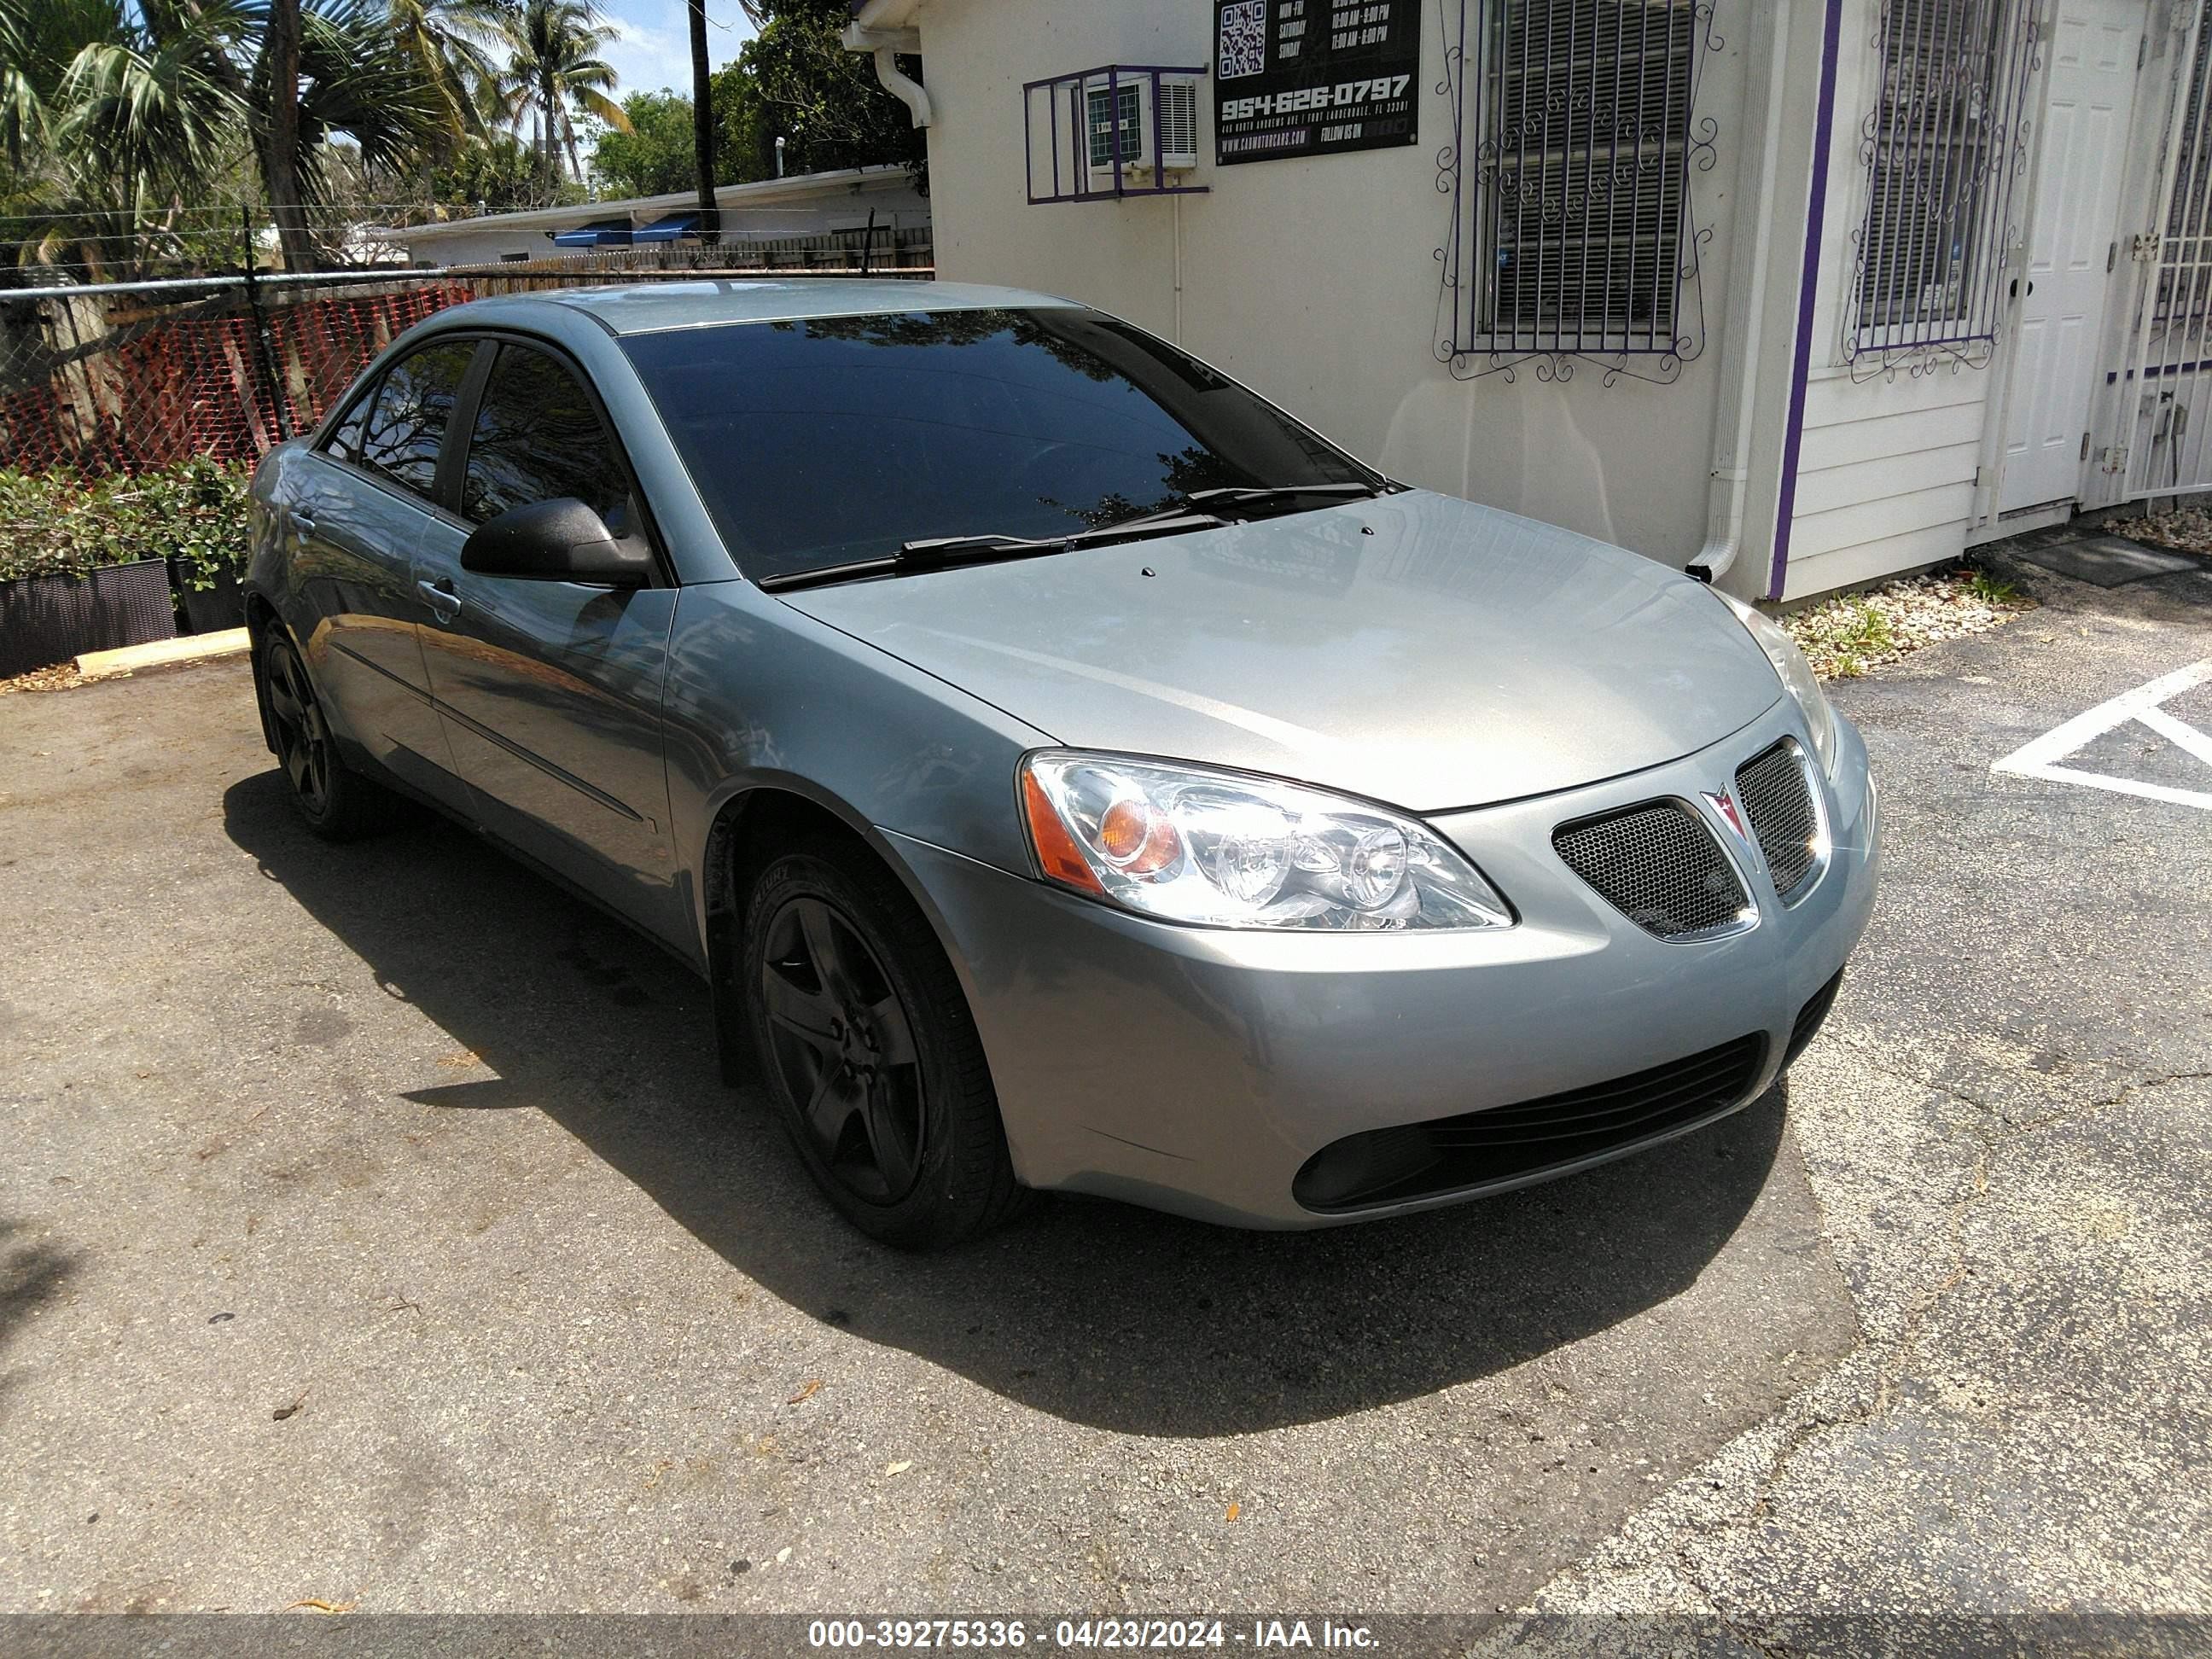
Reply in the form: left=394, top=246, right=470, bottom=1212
left=293, top=511, right=316, bottom=533
left=416, top=578, right=462, bottom=620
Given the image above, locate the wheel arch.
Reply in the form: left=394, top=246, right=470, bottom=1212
left=700, top=776, right=990, bottom=1088
left=242, top=590, right=284, bottom=755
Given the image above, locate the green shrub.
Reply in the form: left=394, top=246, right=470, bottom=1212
left=1963, top=568, right=2026, bottom=607
left=0, top=458, right=253, bottom=589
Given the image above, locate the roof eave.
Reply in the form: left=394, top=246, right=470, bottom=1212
left=849, top=0, right=932, bottom=26
left=401, top=166, right=919, bottom=244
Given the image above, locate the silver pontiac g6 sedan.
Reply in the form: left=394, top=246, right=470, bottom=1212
left=244, top=281, right=1878, bottom=1248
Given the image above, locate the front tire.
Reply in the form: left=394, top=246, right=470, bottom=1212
left=742, top=848, right=1026, bottom=1249
left=260, top=632, right=394, bottom=841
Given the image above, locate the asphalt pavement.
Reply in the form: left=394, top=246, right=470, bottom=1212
left=0, top=541, right=2206, bottom=1639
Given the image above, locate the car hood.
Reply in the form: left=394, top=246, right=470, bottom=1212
left=776, top=491, right=1782, bottom=812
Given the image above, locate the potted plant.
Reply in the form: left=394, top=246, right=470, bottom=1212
left=0, top=469, right=180, bottom=678
left=154, top=458, right=255, bottom=636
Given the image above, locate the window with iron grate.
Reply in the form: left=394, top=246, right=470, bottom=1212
left=1847, top=0, right=2038, bottom=364
left=1478, top=0, right=1697, bottom=351
left=2169, top=5, right=2212, bottom=242
left=2151, top=1, right=2212, bottom=341
left=1439, top=0, right=1719, bottom=379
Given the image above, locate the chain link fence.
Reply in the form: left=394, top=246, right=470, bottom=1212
left=0, top=275, right=463, bottom=474
left=0, top=231, right=934, bottom=478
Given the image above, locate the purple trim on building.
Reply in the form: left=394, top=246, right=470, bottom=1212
left=1769, top=0, right=1847, bottom=602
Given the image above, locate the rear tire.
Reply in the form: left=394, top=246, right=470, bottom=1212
left=742, top=847, right=1027, bottom=1249
left=260, top=632, right=395, bottom=842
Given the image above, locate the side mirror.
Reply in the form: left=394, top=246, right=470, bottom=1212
left=460, top=497, right=652, bottom=587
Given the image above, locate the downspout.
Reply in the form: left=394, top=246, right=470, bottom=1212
left=1688, top=0, right=1791, bottom=585
left=1173, top=194, right=1185, bottom=343
left=841, top=20, right=933, bottom=128
left=1765, top=0, right=1848, bottom=602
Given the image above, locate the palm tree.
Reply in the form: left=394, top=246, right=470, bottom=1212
left=253, top=0, right=446, bottom=266
left=687, top=0, right=716, bottom=245
left=387, top=0, right=506, bottom=146
left=1, top=0, right=445, bottom=273
left=0, top=0, right=248, bottom=274
left=500, top=0, right=627, bottom=189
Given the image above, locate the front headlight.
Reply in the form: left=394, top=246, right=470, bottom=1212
left=1714, top=591, right=1839, bottom=774
left=1019, top=752, right=1514, bottom=932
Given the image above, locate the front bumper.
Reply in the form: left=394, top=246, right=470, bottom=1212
left=892, top=700, right=1879, bottom=1229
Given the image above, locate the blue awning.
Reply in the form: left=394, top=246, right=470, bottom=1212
left=550, top=218, right=633, bottom=247
left=632, top=214, right=700, bottom=242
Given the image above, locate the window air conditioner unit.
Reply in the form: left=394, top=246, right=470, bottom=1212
left=1083, top=75, right=1200, bottom=180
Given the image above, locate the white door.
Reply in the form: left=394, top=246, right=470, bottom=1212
left=2000, top=0, right=2142, bottom=513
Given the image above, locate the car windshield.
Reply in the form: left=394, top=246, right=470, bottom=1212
left=619, top=306, right=1380, bottom=582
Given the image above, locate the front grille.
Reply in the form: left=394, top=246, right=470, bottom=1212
left=1552, top=802, right=1751, bottom=938
left=1293, top=1034, right=1769, bottom=1212
left=1737, top=740, right=1823, bottom=899
left=1783, top=968, right=1845, bottom=1070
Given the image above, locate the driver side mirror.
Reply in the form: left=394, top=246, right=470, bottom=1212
left=460, top=497, right=652, bottom=587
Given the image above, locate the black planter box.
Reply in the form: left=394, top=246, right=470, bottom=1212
left=173, top=565, right=246, bottom=637
left=0, top=559, right=178, bottom=678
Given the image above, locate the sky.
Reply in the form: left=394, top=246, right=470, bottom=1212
left=598, top=0, right=760, bottom=103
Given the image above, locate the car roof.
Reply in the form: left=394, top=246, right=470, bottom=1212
left=467, top=278, right=1080, bottom=337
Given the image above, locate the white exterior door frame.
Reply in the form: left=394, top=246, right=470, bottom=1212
left=1995, top=0, right=2149, bottom=517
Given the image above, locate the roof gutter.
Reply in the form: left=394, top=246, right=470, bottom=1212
left=842, top=4, right=931, bottom=129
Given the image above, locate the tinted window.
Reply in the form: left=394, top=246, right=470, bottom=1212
left=620, top=308, right=1374, bottom=581
left=325, top=398, right=369, bottom=463
left=350, top=341, right=476, bottom=498
left=461, top=344, right=637, bottom=533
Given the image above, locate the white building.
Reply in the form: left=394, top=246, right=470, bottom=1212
left=844, top=0, right=2212, bottom=602
left=399, top=166, right=930, bottom=268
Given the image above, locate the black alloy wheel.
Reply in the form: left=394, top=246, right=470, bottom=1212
left=259, top=632, right=391, bottom=840
left=741, top=849, right=1027, bottom=1248
left=759, top=893, right=926, bottom=1205
left=266, top=637, right=334, bottom=814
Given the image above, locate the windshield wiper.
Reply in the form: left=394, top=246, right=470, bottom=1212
left=1182, top=482, right=1382, bottom=515
left=895, top=530, right=1067, bottom=562
left=756, top=510, right=1230, bottom=593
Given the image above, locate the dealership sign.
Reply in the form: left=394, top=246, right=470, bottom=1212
left=1213, top=0, right=1423, bottom=165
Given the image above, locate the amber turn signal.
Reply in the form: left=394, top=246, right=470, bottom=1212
left=1022, top=769, right=1105, bottom=894
left=1097, top=796, right=1182, bottom=875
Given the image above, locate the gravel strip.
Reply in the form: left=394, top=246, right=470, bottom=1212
left=2106, top=506, right=2212, bottom=556
left=1782, top=563, right=2036, bottom=681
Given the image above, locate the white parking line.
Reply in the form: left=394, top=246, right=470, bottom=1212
left=1991, top=658, right=2212, bottom=812
left=2136, top=703, right=2212, bottom=769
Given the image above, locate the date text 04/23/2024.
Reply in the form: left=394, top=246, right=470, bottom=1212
left=807, top=1620, right=1379, bottom=1650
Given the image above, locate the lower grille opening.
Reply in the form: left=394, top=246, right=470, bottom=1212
left=1293, top=1034, right=1769, bottom=1213
left=1783, top=968, right=1846, bottom=1071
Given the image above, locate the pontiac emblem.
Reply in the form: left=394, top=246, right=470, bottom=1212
left=1703, top=789, right=1750, bottom=841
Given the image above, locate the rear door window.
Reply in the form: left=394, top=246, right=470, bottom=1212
left=458, top=342, right=637, bottom=537
left=348, top=340, right=478, bottom=501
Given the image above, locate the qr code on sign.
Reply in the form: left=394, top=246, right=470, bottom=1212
left=1218, top=0, right=1269, bottom=79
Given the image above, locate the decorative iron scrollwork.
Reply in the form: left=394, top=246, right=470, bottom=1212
left=1434, top=0, right=1721, bottom=387
left=1841, top=0, right=2040, bottom=382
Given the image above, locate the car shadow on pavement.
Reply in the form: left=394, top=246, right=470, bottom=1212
left=225, top=770, right=1787, bottom=1438
left=0, top=1219, right=78, bottom=1423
